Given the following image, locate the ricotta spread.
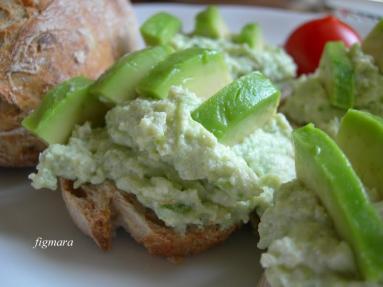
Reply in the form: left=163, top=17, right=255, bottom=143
left=282, top=45, right=383, bottom=138
left=31, top=87, right=295, bottom=232
left=259, top=180, right=383, bottom=287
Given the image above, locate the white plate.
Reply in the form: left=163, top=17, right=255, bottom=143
left=0, top=4, right=370, bottom=287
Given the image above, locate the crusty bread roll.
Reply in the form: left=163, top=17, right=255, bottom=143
left=0, top=0, right=139, bottom=167
left=60, top=179, right=238, bottom=259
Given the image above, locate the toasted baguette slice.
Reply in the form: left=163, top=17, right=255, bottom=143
left=60, top=179, right=237, bottom=259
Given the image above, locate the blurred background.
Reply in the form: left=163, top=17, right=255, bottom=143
left=132, top=0, right=325, bottom=11
left=132, top=0, right=383, bottom=19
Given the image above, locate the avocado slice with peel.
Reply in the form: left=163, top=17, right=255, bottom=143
left=90, top=46, right=173, bottom=105
left=140, top=12, right=182, bottom=46
left=293, top=124, right=383, bottom=282
left=193, top=6, right=228, bottom=39
left=319, top=41, right=355, bottom=110
left=192, top=71, right=280, bottom=146
left=136, top=48, right=231, bottom=100
left=22, top=77, right=107, bottom=144
left=362, top=19, right=383, bottom=73
left=337, top=109, right=383, bottom=200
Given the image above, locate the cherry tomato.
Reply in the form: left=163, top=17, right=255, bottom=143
left=284, top=16, right=361, bottom=75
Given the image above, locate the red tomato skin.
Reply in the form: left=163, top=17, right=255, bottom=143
left=284, top=16, right=361, bottom=75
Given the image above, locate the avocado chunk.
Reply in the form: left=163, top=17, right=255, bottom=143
left=337, top=109, right=383, bottom=200
left=136, top=48, right=231, bottom=99
left=293, top=124, right=383, bottom=282
left=140, top=12, right=182, bottom=46
left=232, top=23, right=263, bottom=50
left=193, top=6, right=228, bottom=39
left=90, top=46, right=173, bottom=104
left=191, top=71, right=280, bottom=145
left=22, top=77, right=107, bottom=144
left=362, top=19, right=383, bottom=73
left=319, top=41, right=355, bottom=110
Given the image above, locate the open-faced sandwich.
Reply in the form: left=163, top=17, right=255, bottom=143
left=257, top=18, right=383, bottom=287
left=26, top=64, right=295, bottom=258
left=258, top=110, right=383, bottom=286
left=0, top=0, right=138, bottom=167
left=25, top=7, right=297, bottom=258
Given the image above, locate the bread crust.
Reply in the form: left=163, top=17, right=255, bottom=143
left=60, top=179, right=238, bottom=259
left=0, top=128, right=45, bottom=167
left=0, top=0, right=138, bottom=167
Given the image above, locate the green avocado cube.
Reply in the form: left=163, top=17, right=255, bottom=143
left=362, top=19, right=383, bottom=73
left=337, top=109, right=383, bottom=200
left=89, top=46, right=173, bottom=105
left=191, top=71, right=280, bottom=145
left=22, top=77, right=107, bottom=144
left=293, top=124, right=383, bottom=282
left=233, top=23, right=263, bottom=49
left=140, top=12, right=182, bottom=46
left=193, top=6, right=228, bottom=39
left=319, top=41, right=355, bottom=110
left=136, top=48, right=231, bottom=100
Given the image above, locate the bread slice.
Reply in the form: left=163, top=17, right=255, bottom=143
left=0, top=0, right=139, bottom=167
left=60, top=179, right=238, bottom=259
